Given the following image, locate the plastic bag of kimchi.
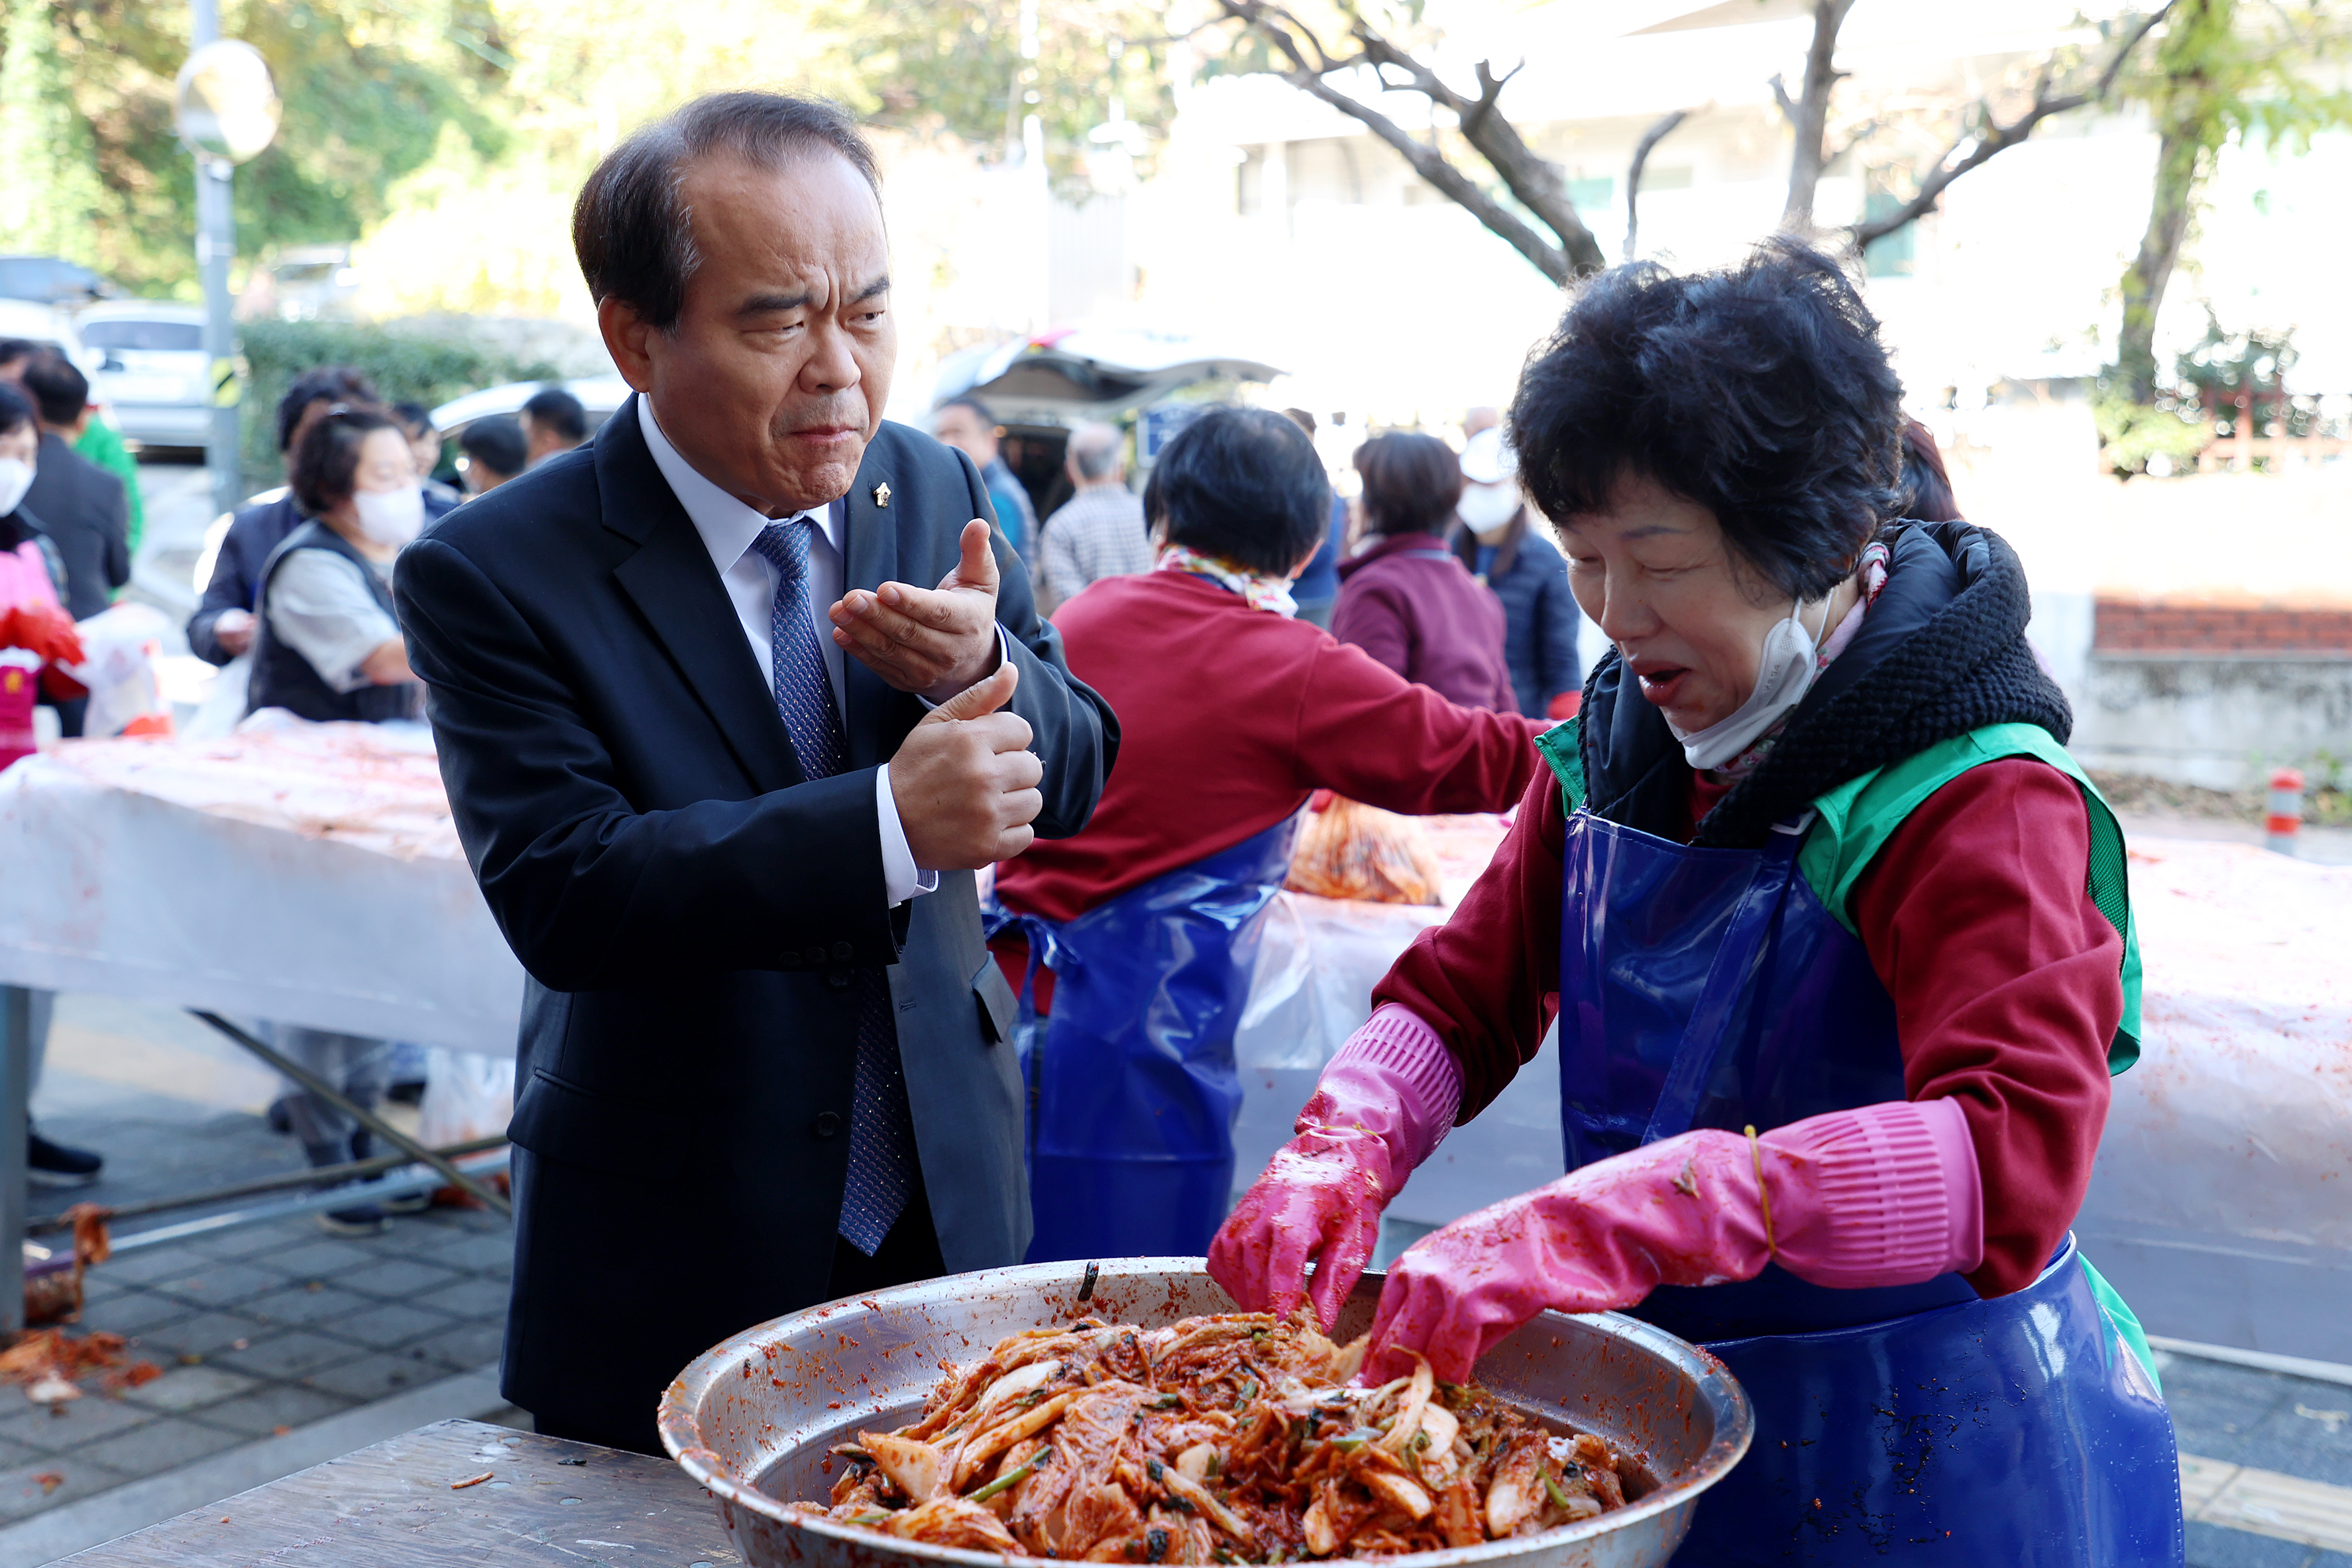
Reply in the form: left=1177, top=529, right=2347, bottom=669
left=1284, top=795, right=1443, bottom=905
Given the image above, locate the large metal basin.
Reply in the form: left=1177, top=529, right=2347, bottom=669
left=660, top=1259, right=1750, bottom=1568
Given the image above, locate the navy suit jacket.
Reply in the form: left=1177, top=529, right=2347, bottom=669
left=393, top=396, right=1116, bottom=1445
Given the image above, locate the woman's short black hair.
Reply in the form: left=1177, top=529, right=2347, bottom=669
left=1510, top=238, right=1905, bottom=601
left=1354, top=432, right=1463, bottom=537
left=277, top=366, right=379, bottom=452
left=292, top=404, right=400, bottom=516
left=575, top=91, right=880, bottom=333
left=1144, top=406, right=1331, bottom=577
left=0, top=382, right=34, bottom=440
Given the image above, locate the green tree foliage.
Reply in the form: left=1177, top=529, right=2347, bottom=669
left=237, top=318, right=555, bottom=488
left=2111, top=0, right=2352, bottom=408
left=0, top=0, right=510, bottom=298
left=804, top=0, right=1177, bottom=190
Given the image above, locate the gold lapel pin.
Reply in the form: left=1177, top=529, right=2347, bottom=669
left=872, top=481, right=891, bottom=508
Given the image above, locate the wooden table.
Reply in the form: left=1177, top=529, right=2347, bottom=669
left=59, top=1419, right=737, bottom=1567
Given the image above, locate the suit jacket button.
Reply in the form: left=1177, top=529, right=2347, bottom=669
left=814, top=1111, right=842, bottom=1139
left=778, top=950, right=800, bottom=969
left=831, top=941, right=855, bottom=964
left=803, top=946, right=827, bottom=966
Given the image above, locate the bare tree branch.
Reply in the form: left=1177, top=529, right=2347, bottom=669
left=1769, top=73, right=1799, bottom=128
left=1343, top=21, right=1607, bottom=274
left=1624, top=105, right=1694, bottom=263
left=1211, top=0, right=1607, bottom=280
left=1846, top=0, right=2180, bottom=248
left=1213, top=0, right=1575, bottom=282
left=1781, top=0, right=1857, bottom=223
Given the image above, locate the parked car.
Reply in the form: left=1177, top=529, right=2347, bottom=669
left=429, top=375, right=632, bottom=447
left=78, top=302, right=210, bottom=448
left=0, top=255, right=119, bottom=308
left=0, top=298, right=95, bottom=378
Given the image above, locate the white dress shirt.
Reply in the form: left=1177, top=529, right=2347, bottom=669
left=640, top=405, right=936, bottom=907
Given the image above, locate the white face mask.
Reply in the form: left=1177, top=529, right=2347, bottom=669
left=353, top=483, right=425, bottom=547
left=0, top=457, right=33, bottom=517
left=1457, top=480, right=1521, bottom=535
left=1665, top=596, right=1831, bottom=772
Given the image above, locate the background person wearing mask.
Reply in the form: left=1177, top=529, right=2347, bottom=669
left=188, top=366, right=379, bottom=665
left=1451, top=427, right=1583, bottom=719
left=520, top=386, right=589, bottom=468
left=17, top=355, right=129, bottom=628
left=932, top=395, right=1037, bottom=565
left=247, top=404, right=427, bottom=1235
left=0, top=381, right=105, bottom=1188
left=989, top=406, right=1547, bottom=1264
left=457, top=415, right=528, bottom=496
left=1332, top=431, right=1516, bottom=712
left=1035, top=420, right=1148, bottom=615
left=0, top=339, right=142, bottom=554
left=248, top=404, right=423, bottom=725
left=1278, top=408, right=1351, bottom=628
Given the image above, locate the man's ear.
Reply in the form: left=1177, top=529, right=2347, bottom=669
left=598, top=297, right=658, bottom=394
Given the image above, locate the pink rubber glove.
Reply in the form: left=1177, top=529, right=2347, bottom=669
left=1364, top=1097, right=1984, bottom=1382
left=1209, top=1005, right=1463, bottom=1331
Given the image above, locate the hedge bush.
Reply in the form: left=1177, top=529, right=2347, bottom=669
left=236, top=319, right=561, bottom=490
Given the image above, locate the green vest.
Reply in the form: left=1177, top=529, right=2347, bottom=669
left=1535, top=719, right=2143, bottom=1073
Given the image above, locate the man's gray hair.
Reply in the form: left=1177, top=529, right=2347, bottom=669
left=1067, top=421, right=1123, bottom=482
left=573, top=91, right=881, bottom=332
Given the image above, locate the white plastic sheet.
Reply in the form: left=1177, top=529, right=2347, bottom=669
left=0, top=722, right=524, bottom=1053
left=1233, top=814, right=1563, bottom=1229
left=2074, top=838, right=2352, bottom=1360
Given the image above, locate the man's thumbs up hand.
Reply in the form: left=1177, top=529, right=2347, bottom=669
left=889, top=661, right=1043, bottom=869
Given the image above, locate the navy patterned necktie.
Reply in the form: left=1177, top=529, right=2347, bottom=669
left=750, top=516, right=919, bottom=1257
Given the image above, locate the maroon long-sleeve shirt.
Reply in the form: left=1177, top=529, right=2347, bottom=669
left=994, top=571, right=1545, bottom=926
left=1331, top=532, right=1518, bottom=714
left=1375, top=755, right=2123, bottom=1298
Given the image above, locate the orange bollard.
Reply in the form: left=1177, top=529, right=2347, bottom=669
left=2266, top=767, right=2304, bottom=856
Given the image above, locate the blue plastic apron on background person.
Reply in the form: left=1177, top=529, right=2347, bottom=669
left=985, top=818, right=1298, bottom=1264
left=1557, top=805, right=2184, bottom=1566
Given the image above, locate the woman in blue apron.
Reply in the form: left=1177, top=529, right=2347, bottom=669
left=1211, top=242, right=2184, bottom=1565
left=987, top=408, right=1545, bottom=1266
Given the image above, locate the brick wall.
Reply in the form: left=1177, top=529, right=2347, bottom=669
left=2094, top=598, right=2352, bottom=653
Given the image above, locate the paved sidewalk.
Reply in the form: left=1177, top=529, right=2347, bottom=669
left=0, top=995, right=518, bottom=1549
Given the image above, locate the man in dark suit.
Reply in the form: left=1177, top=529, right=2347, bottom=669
left=17, top=355, right=128, bottom=624
left=394, top=91, right=1117, bottom=1454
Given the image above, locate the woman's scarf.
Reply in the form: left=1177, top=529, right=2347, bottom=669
left=1156, top=543, right=1298, bottom=618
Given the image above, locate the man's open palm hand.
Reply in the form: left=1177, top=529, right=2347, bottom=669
left=830, top=519, right=1003, bottom=702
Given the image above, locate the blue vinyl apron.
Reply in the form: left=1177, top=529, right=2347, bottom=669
left=987, top=818, right=1298, bottom=1264
left=1549, top=727, right=2184, bottom=1566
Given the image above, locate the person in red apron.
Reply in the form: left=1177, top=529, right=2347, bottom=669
left=1211, top=241, right=2184, bottom=1565
left=988, top=407, right=1547, bottom=1264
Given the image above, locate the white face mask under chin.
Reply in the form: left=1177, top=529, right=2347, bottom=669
left=1667, top=596, right=1832, bottom=772
left=0, top=457, right=34, bottom=517
left=353, top=484, right=425, bottom=547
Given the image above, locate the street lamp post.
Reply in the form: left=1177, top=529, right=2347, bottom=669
left=174, top=9, right=280, bottom=518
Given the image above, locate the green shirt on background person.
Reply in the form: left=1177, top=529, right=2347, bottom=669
left=76, top=420, right=144, bottom=557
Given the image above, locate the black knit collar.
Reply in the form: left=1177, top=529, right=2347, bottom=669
left=1579, top=520, right=2072, bottom=849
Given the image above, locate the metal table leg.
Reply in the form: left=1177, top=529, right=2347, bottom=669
left=1, top=987, right=30, bottom=1337
left=189, top=1011, right=512, bottom=1217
